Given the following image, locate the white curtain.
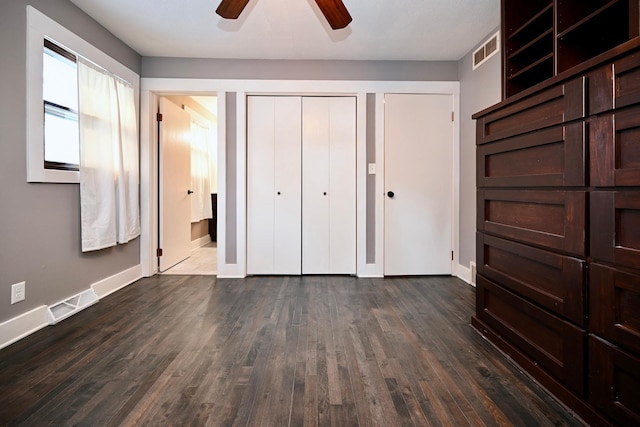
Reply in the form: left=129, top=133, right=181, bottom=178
left=190, top=121, right=213, bottom=222
left=78, top=59, right=140, bottom=252
left=114, top=79, right=140, bottom=243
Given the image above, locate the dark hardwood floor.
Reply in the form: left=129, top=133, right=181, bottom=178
left=0, top=275, right=583, bottom=426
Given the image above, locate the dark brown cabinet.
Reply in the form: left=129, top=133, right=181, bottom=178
left=477, top=233, right=586, bottom=325
left=503, top=0, right=640, bottom=98
left=474, top=2, right=640, bottom=424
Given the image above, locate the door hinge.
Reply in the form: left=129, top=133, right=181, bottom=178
left=451, top=251, right=454, bottom=260
left=157, top=113, right=163, bottom=122
left=451, top=112, right=454, bottom=121
left=157, top=248, right=163, bottom=256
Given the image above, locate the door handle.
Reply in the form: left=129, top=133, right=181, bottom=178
left=187, top=190, right=194, bottom=195
left=387, top=191, right=395, bottom=198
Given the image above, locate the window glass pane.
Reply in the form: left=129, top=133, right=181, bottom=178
left=43, top=47, right=78, bottom=111
left=44, top=107, right=79, bottom=165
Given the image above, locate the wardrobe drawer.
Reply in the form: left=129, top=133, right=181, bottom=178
left=478, top=189, right=586, bottom=256
left=476, top=275, right=586, bottom=394
left=590, top=49, right=640, bottom=114
left=590, top=107, right=640, bottom=187
left=476, top=77, right=585, bottom=144
left=590, top=263, right=640, bottom=355
left=589, top=335, right=640, bottom=426
left=592, top=191, right=640, bottom=270
left=477, top=233, right=585, bottom=325
left=477, top=123, right=585, bottom=187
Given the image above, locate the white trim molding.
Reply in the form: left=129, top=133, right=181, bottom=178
left=91, top=264, right=142, bottom=299
left=0, top=264, right=142, bottom=350
left=191, top=234, right=212, bottom=252
left=0, top=306, right=49, bottom=351
left=456, top=263, right=474, bottom=286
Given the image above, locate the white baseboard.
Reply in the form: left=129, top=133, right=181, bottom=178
left=357, top=263, right=383, bottom=278
left=217, top=262, right=246, bottom=278
left=456, top=263, right=474, bottom=286
left=0, top=265, right=143, bottom=350
left=356, top=274, right=384, bottom=278
left=190, top=235, right=212, bottom=252
left=0, top=305, right=48, bottom=351
left=91, top=264, right=142, bottom=298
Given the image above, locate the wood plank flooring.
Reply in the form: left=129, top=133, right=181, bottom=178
left=0, top=275, right=583, bottom=426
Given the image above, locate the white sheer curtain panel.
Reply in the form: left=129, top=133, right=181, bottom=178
left=78, top=59, right=140, bottom=252
left=190, top=121, right=213, bottom=222
left=78, top=59, right=117, bottom=252
left=114, top=79, right=140, bottom=243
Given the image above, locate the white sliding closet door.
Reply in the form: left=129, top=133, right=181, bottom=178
left=302, top=97, right=356, bottom=274
left=247, top=96, right=302, bottom=274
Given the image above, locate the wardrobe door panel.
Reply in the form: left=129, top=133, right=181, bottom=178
left=247, top=96, right=301, bottom=275
left=247, top=96, right=277, bottom=274
left=328, top=97, right=356, bottom=274
left=274, top=97, right=302, bottom=274
left=302, top=97, right=356, bottom=274
left=302, top=97, right=330, bottom=273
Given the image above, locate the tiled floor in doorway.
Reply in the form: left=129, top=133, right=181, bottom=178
left=161, top=241, right=217, bottom=275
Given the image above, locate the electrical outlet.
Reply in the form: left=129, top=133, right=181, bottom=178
left=11, top=282, right=25, bottom=304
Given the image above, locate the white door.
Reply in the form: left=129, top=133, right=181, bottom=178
left=159, top=97, right=192, bottom=272
left=384, top=94, right=453, bottom=275
left=247, top=96, right=302, bottom=274
left=302, top=97, right=356, bottom=274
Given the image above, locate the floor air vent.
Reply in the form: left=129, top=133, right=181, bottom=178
left=47, top=289, right=99, bottom=324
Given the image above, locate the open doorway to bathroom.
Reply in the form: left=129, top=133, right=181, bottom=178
left=159, top=95, right=218, bottom=276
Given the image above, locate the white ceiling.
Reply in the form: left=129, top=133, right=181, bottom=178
left=69, top=0, right=500, bottom=61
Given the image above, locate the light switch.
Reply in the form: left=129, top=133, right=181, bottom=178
left=368, top=163, right=376, bottom=174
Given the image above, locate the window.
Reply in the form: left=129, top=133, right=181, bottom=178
left=27, top=5, right=140, bottom=183
left=43, top=39, right=79, bottom=171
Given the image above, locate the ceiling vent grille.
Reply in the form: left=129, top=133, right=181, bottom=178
left=473, top=31, right=500, bottom=70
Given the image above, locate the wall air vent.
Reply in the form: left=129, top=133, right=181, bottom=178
left=473, top=31, right=500, bottom=70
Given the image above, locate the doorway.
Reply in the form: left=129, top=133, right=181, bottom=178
left=158, top=95, right=219, bottom=275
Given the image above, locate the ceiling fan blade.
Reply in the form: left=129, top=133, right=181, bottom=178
left=314, top=0, right=352, bottom=29
left=216, top=0, right=251, bottom=19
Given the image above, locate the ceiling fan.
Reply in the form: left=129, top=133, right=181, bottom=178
left=215, top=0, right=352, bottom=30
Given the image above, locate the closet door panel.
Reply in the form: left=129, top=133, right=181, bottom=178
left=329, top=97, right=356, bottom=274
left=302, top=97, right=330, bottom=273
left=247, top=97, right=276, bottom=274
left=247, top=96, right=302, bottom=275
left=274, top=97, right=302, bottom=274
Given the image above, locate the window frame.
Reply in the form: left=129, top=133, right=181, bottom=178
left=26, top=6, right=140, bottom=183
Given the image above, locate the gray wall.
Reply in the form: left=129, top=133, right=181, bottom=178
left=142, top=57, right=458, bottom=81
left=457, top=27, right=501, bottom=270
left=0, top=1, right=142, bottom=323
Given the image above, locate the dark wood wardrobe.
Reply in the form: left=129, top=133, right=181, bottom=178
left=472, top=1, right=640, bottom=425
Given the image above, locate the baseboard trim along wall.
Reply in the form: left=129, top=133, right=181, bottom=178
left=91, top=264, right=142, bottom=299
left=0, top=306, right=49, bottom=351
left=190, top=235, right=212, bottom=252
left=0, top=264, right=142, bottom=350
left=456, top=263, right=474, bottom=286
